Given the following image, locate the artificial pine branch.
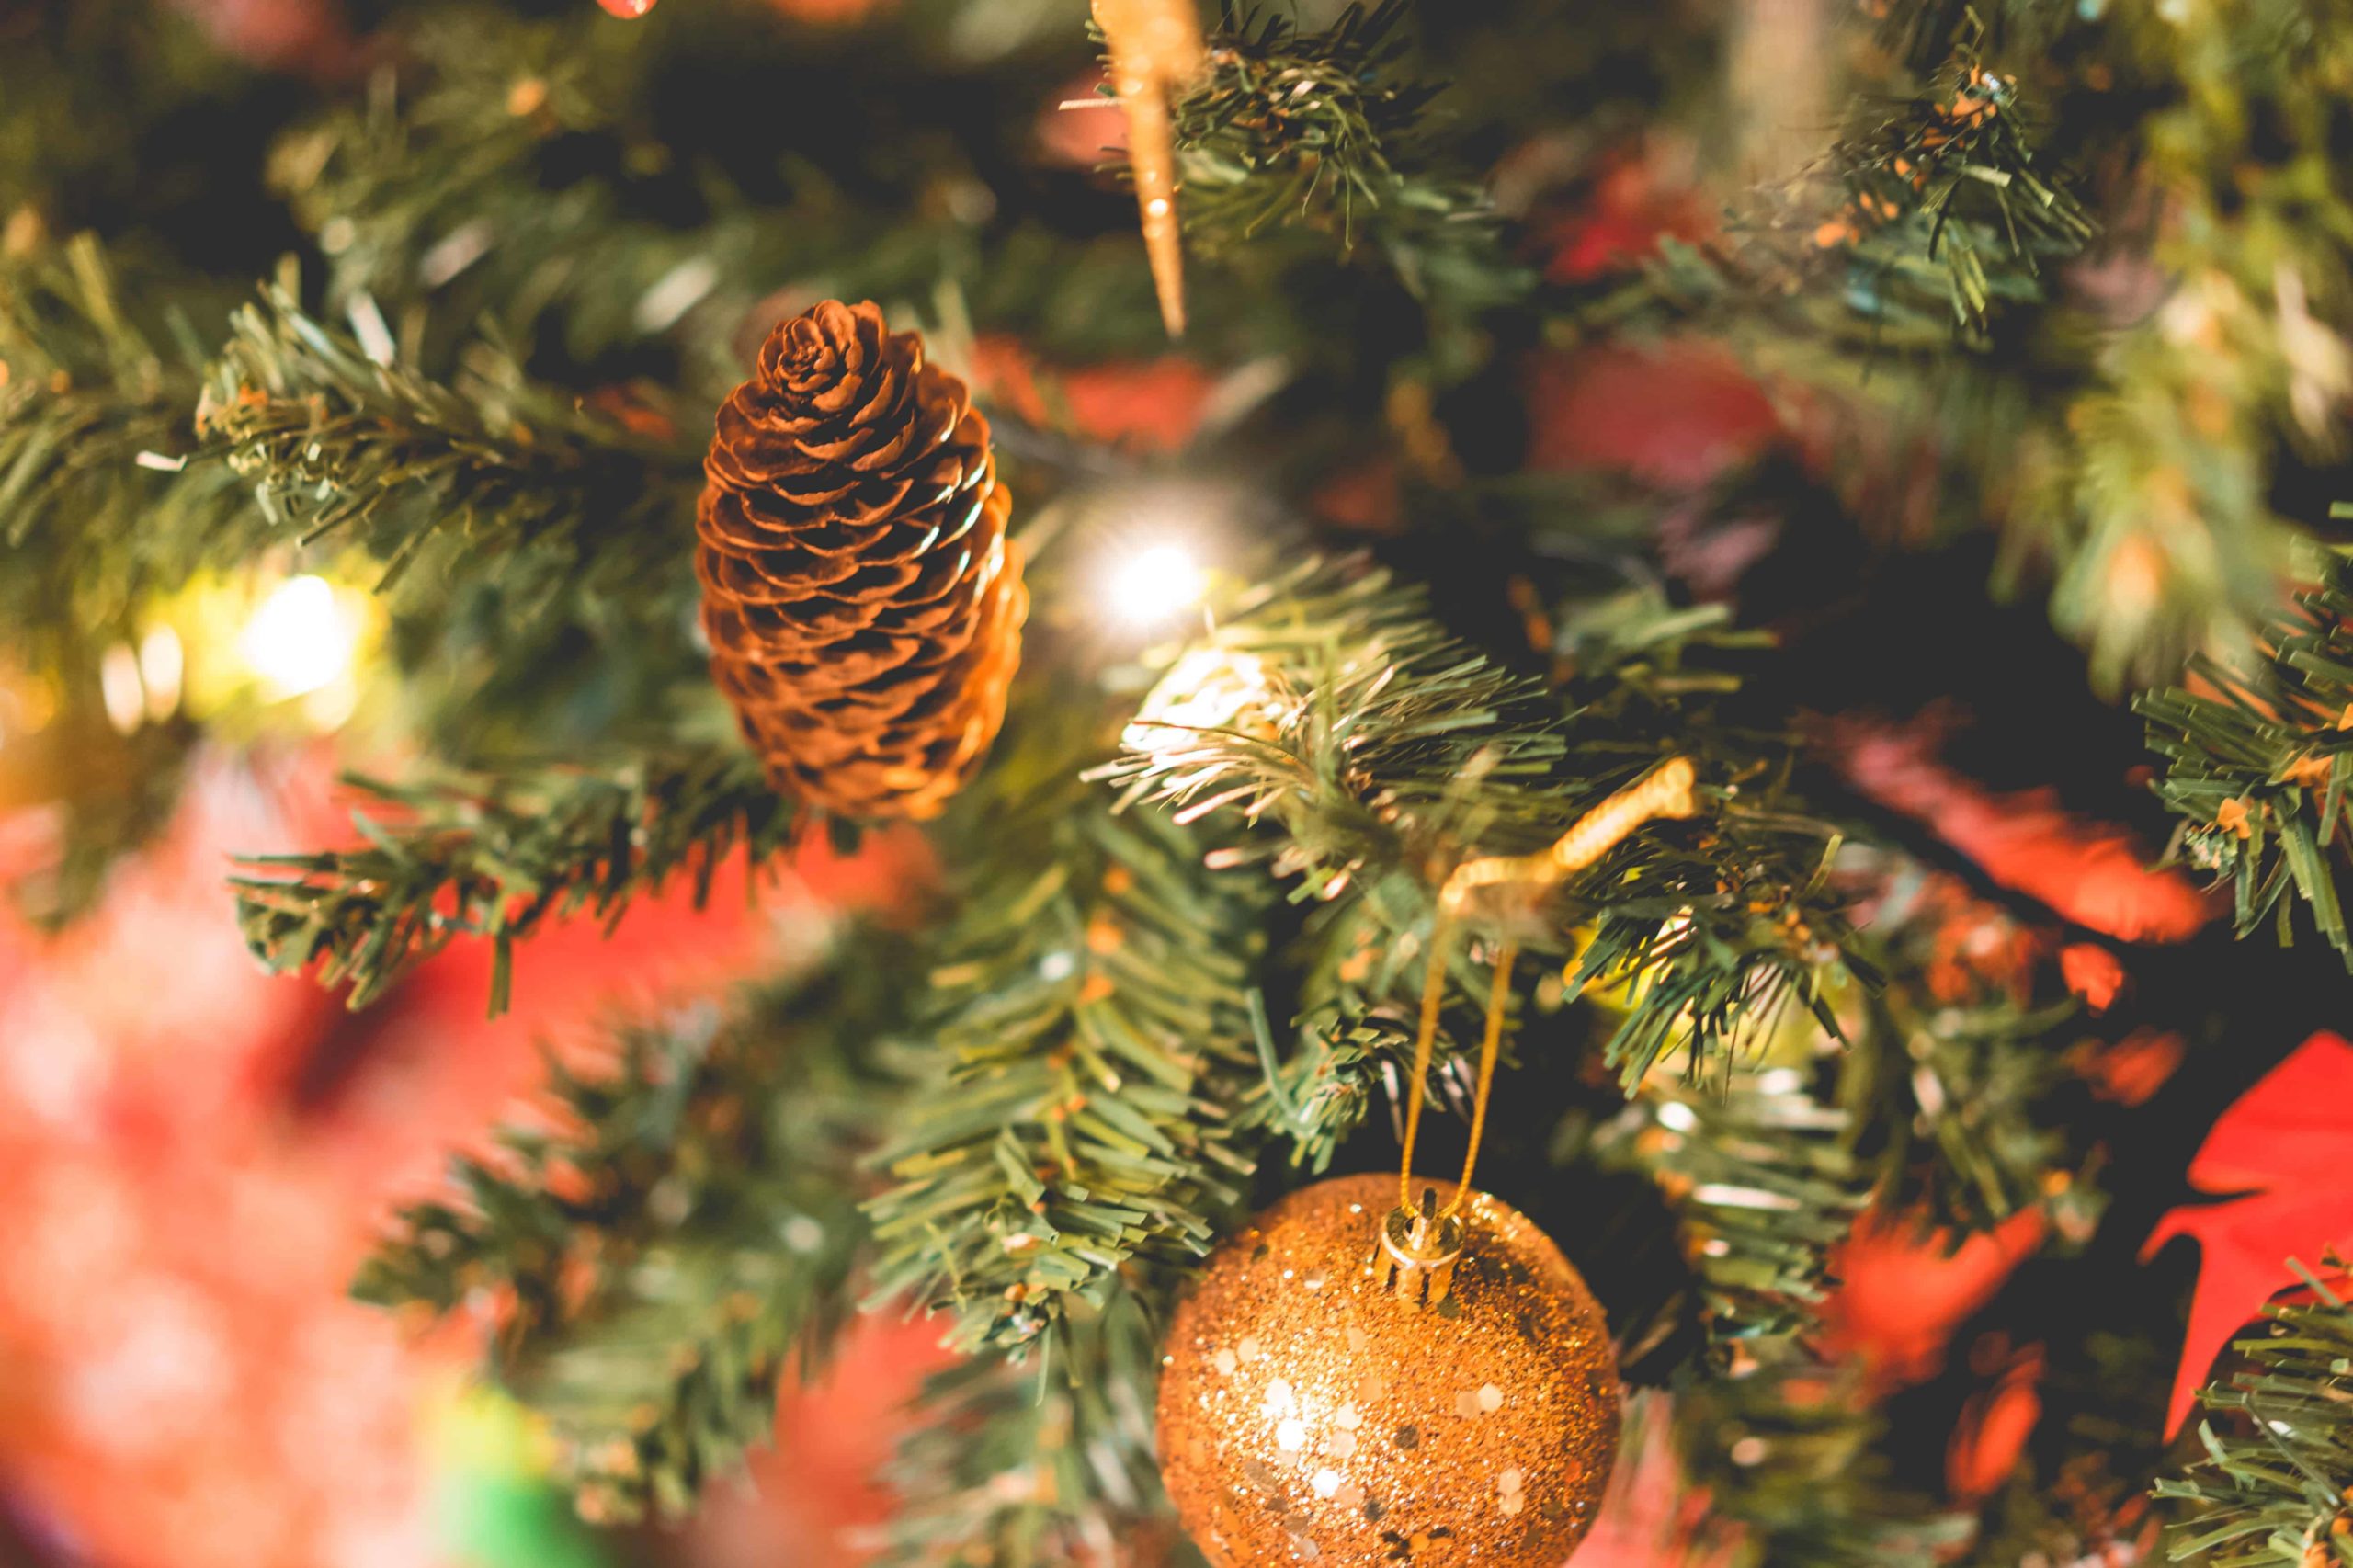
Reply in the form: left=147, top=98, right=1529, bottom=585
left=233, top=750, right=796, bottom=1012
left=2, top=240, right=717, bottom=919
left=1097, top=563, right=1573, bottom=1134
left=1169, top=2, right=1529, bottom=309
left=1182, top=1, right=1442, bottom=244
left=1603, top=1057, right=2019, bottom=1566
left=2050, top=331, right=2290, bottom=696
left=267, top=6, right=808, bottom=380
left=863, top=791, right=1270, bottom=1355
left=1594, top=1068, right=1972, bottom=1563
left=1831, top=853, right=2095, bottom=1233
left=16, top=1, right=2350, bottom=1560
left=1098, top=559, right=1857, bottom=1089
left=2157, top=1268, right=2353, bottom=1567
left=1573, top=0, right=2351, bottom=687
left=1581, top=850, right=2107, bottom=1561
left=355, top=946, right=905, bottom=1523
left=272, top=4, right=1218, bottom=379
left=1678, top=1355, right=1974, bottom=1567
left=1807, top=55, right=2089, bottom=336
left=1844, top=973, right=2084, bottom=1227
left=1597, top=18, right=2089, bottom=351
left=0, top=237, right=248, bottom=659
left=6, top=233, right=707, bottom=685
left=2138, top=548, right=2353, bottom=971
left=199, top=277, right=703, bottom=619
left=0, top=237, right=251, bottom=919
left=1763, top=39, right=2092, bottom=337
left=872, top=1290, right=1179, bottom=1568
left=1091, top=557, right=2094, bottom=1564
left=1600, top=1069, right=1865, bottom=1356
left=2023, top=0, right=2353, bottom=689
left=269, top=12, right=631, bottom=313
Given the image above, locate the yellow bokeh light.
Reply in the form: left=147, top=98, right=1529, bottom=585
left=238, top=575, right=358, bottom=701
left=1106, top=541, right=1207, bottom=631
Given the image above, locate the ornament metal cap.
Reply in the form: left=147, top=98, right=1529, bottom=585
left=1376, top=1187, right=1464, bottom=1307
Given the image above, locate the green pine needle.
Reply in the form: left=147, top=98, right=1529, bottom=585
left=233, top=751, right=799, bottom=1013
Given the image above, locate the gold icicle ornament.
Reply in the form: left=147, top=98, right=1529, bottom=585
left=1092, top=0, right=1207, bottom=337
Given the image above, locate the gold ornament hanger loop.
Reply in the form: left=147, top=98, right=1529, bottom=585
left=1438, top=756, right=1699, bottom=913
left=1378, top=1186, right=1466, bottom=1306
left=1390, top=757, right=1701, bottom=1271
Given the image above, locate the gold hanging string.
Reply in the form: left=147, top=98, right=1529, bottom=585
left=1450, top=937, right=1518, bottom=1212
left=1396, top=758, right=1701, bottom=1216
left=1397, top=900, right=1460, bottom=1214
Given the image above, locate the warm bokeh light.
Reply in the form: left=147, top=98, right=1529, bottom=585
left=137, top=627, right=185, bottom=723
left=1106, top=541, right=1207, bottom=631
left=238, top=575, right=357, bottom=701
left=99, top=643, right=144, bottom=736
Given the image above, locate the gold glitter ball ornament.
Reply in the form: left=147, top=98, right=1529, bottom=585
left=1156, top=1173, right=1620, bottom=1567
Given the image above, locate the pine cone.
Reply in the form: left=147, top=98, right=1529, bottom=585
left=698, top=300, right=1027, bottom=820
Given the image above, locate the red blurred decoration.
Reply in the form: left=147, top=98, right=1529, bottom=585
left=2143, top=1030, right=2353, bottom=1437
left=967, top=336, right=1213, bottom=453
left=1312, top=454, right=1404, bottom=535
left=1570, top=1394, right=1741, bottom=1568
left=766, top=0, right=893, bottom=20
left=1528, top=141, right=1712, bottom=285
left=171, top=0, right=354, bottom=74
left=1819, top=1209, right=2046, bottom=1391
left=1524, top=341, right=1783, bottom=491
left=1037, top=72, right=1128, bottom=167
left=2071, top=1027, right=2184, bottom=1107
left=599, top=0, right=894, bottom=23
left=688, top=1315, right=953, bottom=1564
left=2058, top=942, right=2127, bottom=1013
left=582, top=385, right=680, bottom=443
left=1946, top=1335, right=2044, bottom=1502
left=1880, top=871, right=2041, bottom=1005
left=0, top=748, right=915, bottom=1567
left=1824, top=714, right=2215, bottom=943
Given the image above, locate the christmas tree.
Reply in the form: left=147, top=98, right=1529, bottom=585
left=9, top=0, right=2353, bottom=1562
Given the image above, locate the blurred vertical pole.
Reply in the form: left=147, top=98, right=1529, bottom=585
left=1726, top=0, right=1834, bottom=184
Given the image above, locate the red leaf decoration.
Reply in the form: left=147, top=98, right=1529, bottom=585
left=2142, top=1029, right=2353, bottom=1436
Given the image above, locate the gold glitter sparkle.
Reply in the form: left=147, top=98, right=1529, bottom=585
left=1156, top=1174, right=1620, bottom=1566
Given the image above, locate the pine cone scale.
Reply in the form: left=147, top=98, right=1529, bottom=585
left=699, top=300, right=1026, bottom=820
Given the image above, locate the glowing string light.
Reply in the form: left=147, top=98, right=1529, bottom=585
left=1107, top=541, right=1208, bottom=631
left=239, top=575, right=358, bottom=701
left=137, top=627, right=183, bottom=722
left=99, top=644, right=144, bottom=736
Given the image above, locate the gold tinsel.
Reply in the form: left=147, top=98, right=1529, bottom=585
left=1156, top=1173, right=1620, bottom=1567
